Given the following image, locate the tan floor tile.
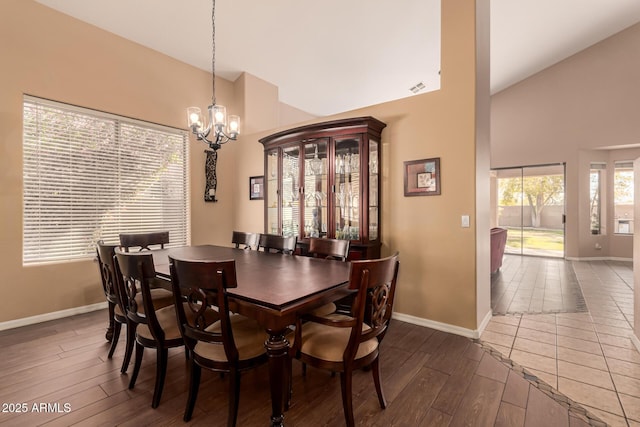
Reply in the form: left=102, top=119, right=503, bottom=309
left=597, top=332, right=634, bottom=349
left=582, top=405, right=629, bottom=427
left=525, top=368, right=557, bottom=389
left=606, top=357, right=640, bottom=380
left=557, top=377, right=623, bottom=416
left=513, top=337, right=556, bottom=359
left=521, top=313, right=556, bottom=325
left=555, top=316, right=594, bottom=332
left=602, top=344, right=640, bottom=364
left=516, top=327, right=556, bottom=345
left=510, top=349, right=557, bottom=376
left=485, top=321, right=518, bottom=336
left=556, top=347, right=607, bottom=371
left=484, top=343, right=512, bottom=358
left=520, top=318, right=557, bottom=334
left=628, top=420, right=640, bottom=427
left=555, top=313, right=592, bottom=322
left=555, top=325, right=598, bottom=342
left=490, top=315, right=521, bottom=327
left=595, top=323, right=632, bottom=338
left=619, top=394, right=640, bottom=422
left=588, top=310, right=627, bottom=321
left=590, top=315, right=632, bottom=329
left=556, top=335, right=602, bottom=355
left=481, top=330, right=515, bottom=349
left=612, top=374, right=640, bottom=397
left=557, top=360, right=614, bottom=390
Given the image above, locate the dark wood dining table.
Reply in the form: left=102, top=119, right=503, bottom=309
left=151, top=245, right=351, bottom=427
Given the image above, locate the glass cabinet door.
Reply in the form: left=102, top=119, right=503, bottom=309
left=282, top=145, right=300, bottom=237
left=266, top=149, right=279, bottom=234
left=302, top=139, right=328, bottom=238
left=369, top=140, right=379, bottom=240
left=334, top=136, right=361, bottom=240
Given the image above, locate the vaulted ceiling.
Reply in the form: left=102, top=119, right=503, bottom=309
left=36, top=0, right=640, bottom=116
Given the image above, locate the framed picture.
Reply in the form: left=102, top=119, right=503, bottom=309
left=249, top=176, right=264, bottom=200
left=404, top=157, right=441, bottom=196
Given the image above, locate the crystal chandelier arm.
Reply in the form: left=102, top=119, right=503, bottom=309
left=186, top=0, right=240, bottom=151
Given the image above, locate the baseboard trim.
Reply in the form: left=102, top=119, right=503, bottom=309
left=565, top=256, right=632, bottom=262
left=393, top=311, right=484, bottom=339
left=476, top=309, right=493, bottom=337
left=632, top=333, right=640, bottom=355
left=0, top=302, right=107, bottom=332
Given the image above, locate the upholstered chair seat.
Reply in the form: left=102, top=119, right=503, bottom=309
left=194, top=314, right=268, bottom=362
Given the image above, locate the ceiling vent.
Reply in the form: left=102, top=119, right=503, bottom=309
left=409, top=81, right=426, bottom=94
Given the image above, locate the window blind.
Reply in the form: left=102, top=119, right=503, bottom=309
left=22, top=95, right=189, bottom=265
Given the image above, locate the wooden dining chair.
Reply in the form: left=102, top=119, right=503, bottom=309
left=119, top=231, right=170, bottom=252
left=292, top=252, right=400, bottom=427
left=258, top=234, right=297, bottom=255
left=100, top=238, right=175, bottom=372
left=169, top=256, right=269, bottom=426
left=307, top=237, right=351, bottom=317
left=96, top=241, right=127, bottom=360
left=231, top=231, right=259, bottom=250
left=113, top=250, right=193, bottom=408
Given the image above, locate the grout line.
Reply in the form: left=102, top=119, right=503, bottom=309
left=572, top=259, right=632, bottom=427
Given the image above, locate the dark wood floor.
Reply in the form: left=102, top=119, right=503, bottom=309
left=0, top=309, right=596, bottom=426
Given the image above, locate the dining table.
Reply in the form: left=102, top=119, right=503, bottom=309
left=151, top=244, right=352, bottom=427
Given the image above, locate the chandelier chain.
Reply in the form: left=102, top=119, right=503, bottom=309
left=211, top=0, right=216, bottom=106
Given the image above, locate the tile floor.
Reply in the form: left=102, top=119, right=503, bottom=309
left=482, top=255, right=639, bottom=427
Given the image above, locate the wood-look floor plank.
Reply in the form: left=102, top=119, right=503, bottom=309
left=431, top=354, right=481, bottom=415
left=0, top=309, right=596, bottom=426
left=369, top=367, right=449, bottom=427
left=419, top=408, right=453, bottom=427
left=523, top=386, right=569, bottom=427
left=495, top=401, right=526, bottom=427
left=448, top=375, right=505, bottom=427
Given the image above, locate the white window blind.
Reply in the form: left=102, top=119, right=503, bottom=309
left=23, top=95, right=189, bottom=265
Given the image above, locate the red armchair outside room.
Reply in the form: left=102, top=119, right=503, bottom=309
left=491, top=227, right=507, bottom=273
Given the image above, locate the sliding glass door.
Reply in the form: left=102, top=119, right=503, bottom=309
left=493, top=164, right=565, bottom=257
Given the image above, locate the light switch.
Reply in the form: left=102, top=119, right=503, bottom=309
left=461, top=215, right=470, bottom=228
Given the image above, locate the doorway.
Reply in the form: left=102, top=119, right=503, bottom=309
left=491, top=164, right=566, bottom=258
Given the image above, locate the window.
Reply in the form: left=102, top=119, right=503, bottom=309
left=614, top=161, right=634, bottom=235
left=589, top=163, right=606, bottom=235
left=23, top=96, right=189, bottom=265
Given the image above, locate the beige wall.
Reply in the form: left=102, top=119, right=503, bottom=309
left=1, top=0, right=490, bottom=333
left=234, top=0, right=490, bottom=330
left=492, top=22, right=640, bottom=259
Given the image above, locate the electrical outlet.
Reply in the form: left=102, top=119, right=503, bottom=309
left=595, top=243, right=602, bottom=250
left=461, top=215, right=470, bottom=228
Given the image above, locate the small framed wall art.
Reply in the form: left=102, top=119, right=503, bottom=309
left=249, top=175, right=265, bottom=200
left=404, top=157, right=441, bottom=196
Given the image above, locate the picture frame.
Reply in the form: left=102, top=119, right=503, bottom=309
left=404, top=157, right=441, bottom=196
left=249, top=175, right=264, bottom=200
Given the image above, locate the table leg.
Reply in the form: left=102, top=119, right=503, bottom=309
left=266, top=329, right=290, bottom=427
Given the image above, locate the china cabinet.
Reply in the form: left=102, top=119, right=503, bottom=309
left=259, top=116, right=386, bottom=259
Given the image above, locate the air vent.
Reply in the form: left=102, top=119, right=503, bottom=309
left=409, top=82, right=426, bottom=94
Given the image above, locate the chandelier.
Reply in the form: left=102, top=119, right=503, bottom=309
left=186, top=0, right=240, bottom=151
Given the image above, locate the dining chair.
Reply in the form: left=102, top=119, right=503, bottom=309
left=119, top=231, right=170, bottom=252
left=96, top=241, right=127, bottom=360
left=231, top=231, right=259, bottom=250
left=258, top=234, right=297, bottom=255
left=99, top=239, right=174, bottom=373
left=306, top=237, right=351, bottom=317
left=292, top=252, right=400, bottom=427
left=113, top=250, right=206, bottom=408
left=169, top=256, right=268, bottom=425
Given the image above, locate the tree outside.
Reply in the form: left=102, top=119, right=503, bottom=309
left=499, top=174, right=564, bottom=228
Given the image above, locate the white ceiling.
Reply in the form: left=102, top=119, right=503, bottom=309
left=35, top=0, right=640, bottom=117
